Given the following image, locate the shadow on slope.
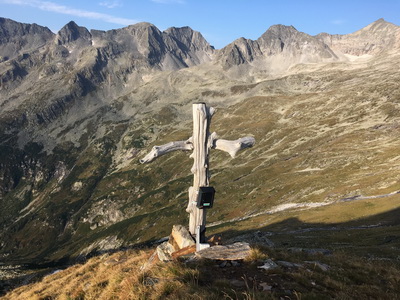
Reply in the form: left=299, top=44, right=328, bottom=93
left=216, top=204, right=400, bottom=260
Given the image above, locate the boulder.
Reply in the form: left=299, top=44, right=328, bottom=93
left=170, top=225, right=195, bottom=250
left=195, top=242, right=251, bottom=260
left=304, top=261, right=330, bottom=272
left=156, top=241, right=175, bottom=262
left=257, top=259, right=279, bottom=270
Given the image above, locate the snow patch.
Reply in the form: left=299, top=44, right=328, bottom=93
left=295, top=168, right=323, bottom=173
left=344, top=54, right=373, bottom=62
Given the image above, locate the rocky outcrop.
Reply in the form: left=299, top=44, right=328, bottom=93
left=34, top=95, right=74, bottom=125
left=195, top=242, right=251, bottom=260
left=165, top=26, right=213, bottom=52
left=151, top=225, right=196, bottom=262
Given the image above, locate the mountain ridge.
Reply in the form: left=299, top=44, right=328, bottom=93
left=316, top=18, right=400, bottom=56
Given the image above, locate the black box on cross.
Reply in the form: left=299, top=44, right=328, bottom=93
left=197, top=186, right=215, bottom=209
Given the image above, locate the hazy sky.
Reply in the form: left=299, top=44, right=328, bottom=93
left=1, top=0, right=399, bottom=49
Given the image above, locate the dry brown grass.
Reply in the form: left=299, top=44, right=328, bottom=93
left=3, top=242, right=400, bottom=300
left=244, top=247, right=269, bottom=262
left=3, top=250, right=151, bottom=300
left=2, top=249, right=222, bottom=300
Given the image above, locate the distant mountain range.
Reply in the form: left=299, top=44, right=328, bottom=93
left=0, top=16, right=399, bottom=272
left=0, top=17, right=398, bottom=129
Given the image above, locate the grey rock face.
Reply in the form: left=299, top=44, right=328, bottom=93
left=219, top=37, right=262, bottom=67
left=0, top=17, right=53, bottom=61
left=258, top=24, right=337, bottom=60
left=90, top=22, right=214, bottom=70
left=165, top=26, right=213, bottom=52
left=164, top=26, right=215, bottom=66
left=0, top=18, right=54, bottom=62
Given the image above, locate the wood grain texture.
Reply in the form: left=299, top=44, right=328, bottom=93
left=140, top=139, right=193, bottom=163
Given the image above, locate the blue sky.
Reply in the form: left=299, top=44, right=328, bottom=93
left=0, top=0, right=399, bottom=49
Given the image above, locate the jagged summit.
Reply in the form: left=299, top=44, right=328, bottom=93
left=0, top=17, right=53, bottom=41
left=261, top=24, right=298, bottom=37
left=217, top=37, right=261, bottom=66
left=374, top=17, right=386, bottom=22
left=88, top=22, right=214, bottom=69
left=218, top=23, right=337, bottom=72
left=56, top=21, right=92, bottom=45
left=0, top=17, right=53, bottom=60
left=315, top=18, right=393, bottom=37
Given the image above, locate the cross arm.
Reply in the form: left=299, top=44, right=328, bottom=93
left=140, top=138, right=193, bottom=164
left=210, top=132, right=255, bottom=158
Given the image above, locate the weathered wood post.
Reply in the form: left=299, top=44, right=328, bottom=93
left=140, top=103, right=255, bottom=252
left=187, top=103, right=214, bottom=250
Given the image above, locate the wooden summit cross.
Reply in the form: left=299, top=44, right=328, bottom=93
left=140, top=103, right=255, bottom=251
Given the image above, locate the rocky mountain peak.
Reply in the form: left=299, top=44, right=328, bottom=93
left=352, top=18, right=399, bottom=37
left=125, top=22, right=161, bottom=38
left=262, top=24, right=298, bottom=38
left=113, top=22, right=214, bottom=69
left=218, top=23, right=337, bottom=70
left=258, top=24, right=319, bottom=49
left=316, top=18, right=400, bottom=56
left=56, top=21, right=92, bottom=45
left=0, top=17, right=52, bottom=41
left=217, top=37, right=261, bottom=67
left=128, top=21, right=157, bottom=30
left=0, top=17, right=53, bottom=60
left=164, top=26, right=214, bottom=52
left=121, top=22, right=164, bottom=56
left=362, top=18, right=393, bottom=31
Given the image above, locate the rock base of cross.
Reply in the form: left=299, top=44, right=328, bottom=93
left=152, top=224, right=204, bottom=262
left=142, top=225, right=251, bottom=271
